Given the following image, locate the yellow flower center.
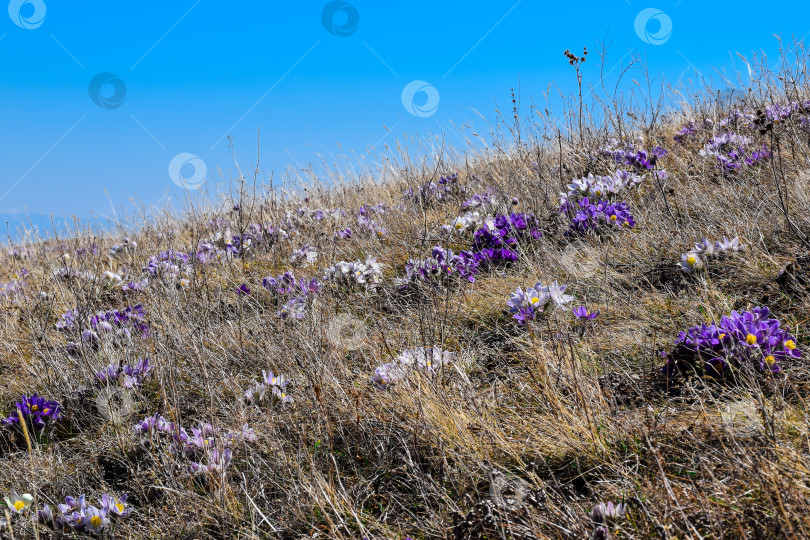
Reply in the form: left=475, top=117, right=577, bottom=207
left=13, top=500, right=24, bottom=511
left=115, top=503, right=124, bottom=513
left=610, top=215, right=617, bottom=221
left=746, top=334, right=758, bottom=346
left=686, top=255, right=697, bottom=266
left=785, top=340, right=796, bottom=350
left=765, top=355, right=776, bottom=366
left=455, top=223, right=463, bottom=230
left=530, top=296, right=540, bottom=305
left=42, top=408, right=49, bottom=415
left=30, top=405, right=38, bottom=412
left=718, top=333, right=726, bottom=340
left=595, top=190, right=602, bottom=196
left=91, top=515, right=102, bottom=527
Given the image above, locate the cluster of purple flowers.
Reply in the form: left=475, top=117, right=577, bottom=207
left=396, top=245, right=479, bottom=287
left=662, top=307, right=802, bottom=377
left=461, top=188, right=499, bottom=211
left=467, top=213, right=542, bottom=266
left=357, top=204, right=388, bottom=237
left=563, top=197, right=636, bottom=236
left=763, top=100, right=810, bottom=125
left=290, top=244, right=318, bottom=266
left=243, top=370, right=292, bottom=404
left=2, top=393, right=61, bottom=428
left=262, top=271, right=320, bottom=319
left=507, top=281, right=574, bottom=324
left=58, top=305, right=149, bottom=352
left=95, top=359, right=153, bottom=389
left=673, top=122, right=699, bottom=144
left=404, top=173, right=464, bottom=205
left=371, top=347, right=455, bottom=389
left=699, top=132, right=771, bottom=171
left=36, top=493, right=131, bottom=534
left=143, top=250, right=191, bottom=279
left=602, top=141, right=667, bottom=171
left=0, top=273, right=26, bottom=301
left=88, top=305, right=149, bottom=340
left=194, top=242, right=231, bottom=264
left=134, top=414, right=256, bottom=476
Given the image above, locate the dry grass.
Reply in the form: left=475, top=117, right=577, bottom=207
left=3, top=43, right=810, bottom=539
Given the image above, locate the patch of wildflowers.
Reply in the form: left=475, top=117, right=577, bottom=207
left=371, top=347, right=455, bottom=389
left=2, top=393, right=61, bottom=428
left=507, top=281, right=574, bottom=324
left=662, top=306, right=801, bottom=376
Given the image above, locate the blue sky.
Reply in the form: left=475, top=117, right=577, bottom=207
left=0, top=0, right=808, bottom=232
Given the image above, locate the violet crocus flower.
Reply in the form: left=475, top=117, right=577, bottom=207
left=662, top=306, right=802, bottom=375
left=507, top=281, right=574, bottom=324
left=573, top=306, right=599, bottom=320
left=2, top=393, right=61, bottom=428
left=277, top=296, right=306, bottom=320
left=591, top=501, right=626, bottom=523
left=100, top=494, right=130, bottom=517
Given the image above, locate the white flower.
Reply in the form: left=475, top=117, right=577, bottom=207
left=679, top=251, right=703, bottom=273
left=4, top=490, right=33, bottom=514
left=539, top=281, right=574, bottom=307
left=102, top=271, right=123, bottom=288
left=448, top=211, right=483, bottom=234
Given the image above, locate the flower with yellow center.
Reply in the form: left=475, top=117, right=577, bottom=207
left=764, top=355, right=776, bottom=367
left=91, top=515, right=102, bottom=528
left=609, top=214, right=618, bottom=221
left=30, top=405, right=38, bottom=412
left=718, top=333, right=726, bottom=340
left=13, top=500, right=24, bottom=511
left=746, top=333, right=758, bottom=346
left=785, top=339, right=796, bottom=350
left=115, top=502, right=125, bottom=513
left=686, top=254, right=697, bottom=267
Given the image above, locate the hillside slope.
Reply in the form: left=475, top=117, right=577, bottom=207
left=3, top=56, right=810, bottom=539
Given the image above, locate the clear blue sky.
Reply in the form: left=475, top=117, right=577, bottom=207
left=0, top=0, right=808, bottom=230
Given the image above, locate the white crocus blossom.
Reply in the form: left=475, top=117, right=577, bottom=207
left=324, top=257, right=383, bottom=288
left=447, top=211, right=483, bottom=234
left=540, top=281, right=574, bottom=307
left=102, top=271, right=124, bottom=288
left=679, top=236, right=742, bottom=272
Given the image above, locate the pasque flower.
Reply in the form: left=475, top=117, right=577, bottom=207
left=507, top=281, right=574, bottom=324
left=5, top=490, right=33, bottom=513
left=662, top=306, right=801, bottom=375
left=2, top=393, right=61, bottom=428
left=371, top=347, right=455, bottom=389
left=573, top=306, right=599, bottom=320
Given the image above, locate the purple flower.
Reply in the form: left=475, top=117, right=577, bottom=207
left=397, top=245, right=479, bottom=287
left=663, top=307, right=801, bottom=376
left=278, top=296, right=306, bottom=320
left=573, top=306, right=599, bottom=320
left=100, top=494, right=130, bottom=517
left=237, top=283, right=252, bottom=296
left=3, top=393, right=61, bottom=428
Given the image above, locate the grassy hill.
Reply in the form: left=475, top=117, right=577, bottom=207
left=3, top=49, right=810, bottom=539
